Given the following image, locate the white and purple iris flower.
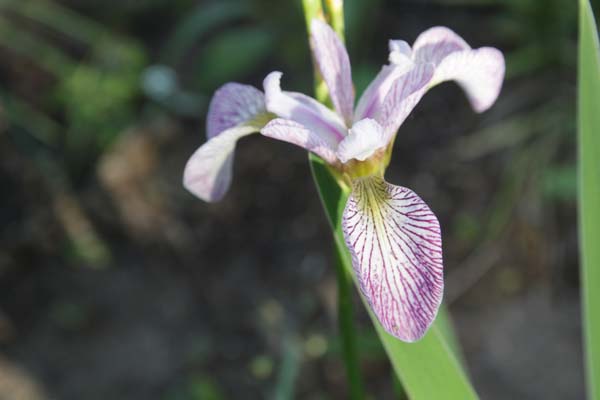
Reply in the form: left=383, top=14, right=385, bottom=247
left=183, top=20, right=505, bottom=342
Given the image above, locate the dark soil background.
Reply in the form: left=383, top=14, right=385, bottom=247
left=0, top=0, right=586, bottom=399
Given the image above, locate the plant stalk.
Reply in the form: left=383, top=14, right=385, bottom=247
left=301, top=1, right=365, bottom=398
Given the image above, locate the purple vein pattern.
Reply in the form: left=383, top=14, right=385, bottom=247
left=342, top=177, right=444, bottom=342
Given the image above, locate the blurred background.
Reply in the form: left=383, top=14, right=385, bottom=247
left=0, top=0, right=589, bottom=398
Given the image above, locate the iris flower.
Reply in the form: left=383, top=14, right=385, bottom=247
left=184, top=20, right=504, bottom=342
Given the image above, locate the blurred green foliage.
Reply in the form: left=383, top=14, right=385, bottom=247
left=57, top=38, right=145, bottom=175
left=578, top=0, right=600, bottom=397
left=0, top=0, right=586, bottom=397
left=163, top=374, right=225, bottom=400
left=0, top=0, right=146, bottom=181
left=195, top=26, right=273, bottom=91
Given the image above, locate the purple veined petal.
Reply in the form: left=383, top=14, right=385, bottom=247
left=336, top=118, right=387, bottom=163
left=183, top=125, right=257, bottom=202
left=342, top=176, right=444, bottom=342
left=260, top=118, right=338, bottom=164
left=207, top=83, right=266, bottom=139
left=412, top=26, right=470, bottom=66
left=263, top=71, right=346, bottom=147
left=310, top=19, right=355, bottom=124
left=354, top=40, right=415, bottom=122
left=378, top=63, right=435, bottom=142
left=431, top=47, right=505, bottom=113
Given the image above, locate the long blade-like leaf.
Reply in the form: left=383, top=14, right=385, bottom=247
left=578, top=1, right=600, bottom=398
left=309, top=154, right=478, bottom=399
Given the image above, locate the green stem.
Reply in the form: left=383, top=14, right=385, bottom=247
left=334, top=247, right=365, bottom=400
left=324, top=0, right=345, bottom=39
left=301, top=2, right=365, bottom=398
left=301, top=0, right=325, bottom=32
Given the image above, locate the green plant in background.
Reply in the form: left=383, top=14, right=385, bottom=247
left=0, top=0, right=593, bottom=397
left=0, top=0, right=145, bottom=179
left=578, top=0, right=600, bottom=398
left=0, top=0, right=146, bottom=265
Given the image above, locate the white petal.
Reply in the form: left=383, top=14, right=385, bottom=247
left=431, top=47, right=505, bottom=112
left=354, top=41, right=415, bottom=122
left=354, top=64, right=416, bottom=121
left=183, top=125, right=256, bottom=202
left=388, top=40, right=413, bottom=66
left=342, top=176, right=444, bottom=342
left=310, top=19, right=355, bottom=124
left=263, top=71, right=346, bottom=147
left=378, top=63, right=435, bottom=141
left=336, top=119, right=387, bottom=163
left=412, top=26, right=470, bottom=66
left=412, top=27, right=505, bottom=112
left=261, top=118, right=338, bottom=164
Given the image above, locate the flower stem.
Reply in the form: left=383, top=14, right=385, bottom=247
left=302, top=1, right=365, bottom=398
left=334, top=247, right=365, bottom=399
left=324, top=0, right=345, bottom=39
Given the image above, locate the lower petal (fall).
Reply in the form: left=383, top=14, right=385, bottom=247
left=342, top=176, right=444, bottom=342
left=183, top=125, right=257, bottom=202
left=206, top=83, right=266, bottom=139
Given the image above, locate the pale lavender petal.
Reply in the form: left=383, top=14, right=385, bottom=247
left=354, top=40, right=414, bottom=122
left=183, top=125, right=256, bottom=202
left=336, top=119, right=387, bottom=163
left=342, top=176, right=443, bottom=342
left=388, top=40, right=413, bottom=66
left=354, top=65, right=397, bottom=121
left=412, top=27, right=505, bottom=112
left=431, top=47, right=505, bottom=112
left=310, top=19, right=354, bottom=124
left=378, top=63, right=435, bottom=142
left=206, top=83, right=265, bottom=139
left=412, top=26, right=469, bottom=65
left=261, top=118, right=338, bottom=164
left=263, top=71, right=346, bottom=147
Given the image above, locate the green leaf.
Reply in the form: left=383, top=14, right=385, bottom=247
left=309, top=154, right=478, bottom=399
left=578, top=1, right=600, bottom=398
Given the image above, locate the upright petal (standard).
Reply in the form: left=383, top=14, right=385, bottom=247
left=378, top=63, right=435, bottom=141
left=310, top=19, right=355, bottom=124
left=354, top=40, right=415, bottom=122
